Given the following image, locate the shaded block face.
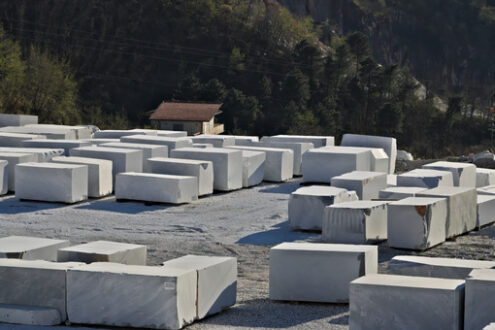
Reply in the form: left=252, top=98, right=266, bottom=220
left=423, top=161, right=477, bottom=187
left=101, top=142, right=168, bottom=171
left=0, top=160, right=7, bottom=195
left=477, top=168, right=495, bottom=187
left=387, top=197, right=447, bottom=250
left=21, top=139, right=92, bottom=156
left=0, top=147, right=64, bottom=162
left=397, top=169, right=454, bottom=189
left=0, top=132, right=46, bottom=147
left=0, top=236, right=69, bottom=261
left=322, top=201, right=389, bottom=244
left=349, top=274, right=465, bottom=330
left=269, top=243, right=377, bottom=303
left=478, top=185, right=495, bottom=196
left=0, top=305, right=62, bottom=326
left=331, top=171, right=388, bottom=200
left=191, top=135, right=235, bottom=148
left=379, top=186, right=427, bottom=200
left=477, top=195, right=495, bottom=227
left=238, top=150, right=265, bottom=187
left=162, top=255, right=237, bottom=319
left=289, top=186, right=350, bottom=230
left=465, top=269, right=495, bottom=330
left=120, top=135, right=193, bottom=152
left=66, top=263, right=197, bottom=329
left=15, top=163, right=88, bottom=204
left=0, top=152, right=37, bottom=191
left=262, top=135, right=334, bottom=148
left=58, top=241, right=147, bottom=265
left=232, top=135, right=259, bottom=145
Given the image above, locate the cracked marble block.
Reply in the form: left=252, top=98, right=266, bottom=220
left=171, top=147, right=242, bottom=191
left=93, top=129, right=153, bottom=139
left=379, top=186, right=427, bottom=200
left=0, top=236, right=69, bottom=261
left=162, top=255, right=237, bottom=319
left=58, top=240, right=146, bottom=265
left=477, top=168, right=495, bottom=187
left=387, top=255, right=495, bottom=279
left=237, top=150, right=265, bottom=187
left=116, top=172, right=198, bottom=204
left=289, top=186, right=350, bottom=230
left=331, top=171, right=387, bottom=200
left=66, top=262, right=197, bottom=329
left=0, top=152, right=37, bottom=191
left=191, top=135, right=235, bottom=148
left=322, top=200, right=389, bottom=244
left=0, top=259, right=83, bottom=323
left=465, top=269, right=495, bottom=330
left=15, top=163, right=88, bottom=204
left=397, top=168, right=454, bottom=189
left=0, top=132, right=46, bottom=147
left=148, top=157, right=213, bottom=196
left=387, top=197, right=447, bottom=250
left=121, top=135, right=193, bottom=153
left=423, top=161, right=476, bottom=187
left=349, top=274, right=465, bottom=330
left=262, top=135, right=334, bottom=148
left=22, top=139, right=91, bottom=156
left=477, top=195, right=495, bottom=227
left=101, top=142, right=168, bottom=171
left=270, top=243, right=377, bottom=303
left=0, top=114, right=37, bottom=127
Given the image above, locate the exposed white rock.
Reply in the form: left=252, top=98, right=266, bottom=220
left=387, top=174, right=397, bottom=187
left=331, top=171, right=388, bottom=200
left=465, top=269, right=495, bottom=330
left=0, top=236, right=69, bottom=261
left=396, top=168, right=454, bottom=188
left=0, top=132, right=46, bottom=147
left=477, top=168, right=495, bottom=187
left=423, top=161, right=477, bottom=187
left=262, top=135, right=334, bottom=148
left=397, top=149, right=414, bottom=161
left=25, top=124, right=92, bottom=140
left=379, top=186, right=427, bottom=200
left=0, top=152, right=37, bottom=191
left=58, top=240, right=147, bottom=265
left=101, top=142, right=168, bottom=171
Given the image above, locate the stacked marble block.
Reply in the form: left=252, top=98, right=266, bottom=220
left=465, top=269, right=495, bottom=330
left=101, top=142, right=168, bottom=172
left=92, top=129, right=156, bottom=139
left=331, top=171, right=387, bottom=200
left=477, top=195, right=495, bottom=227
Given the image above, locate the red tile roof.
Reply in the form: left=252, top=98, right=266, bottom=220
left=150, top=102, right=222, bottom=121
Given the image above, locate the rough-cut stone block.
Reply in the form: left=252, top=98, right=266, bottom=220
left=58, top=241, right=146, bottom=265
left=238, top=150, right=265, bottom=187
left=341, top=133, right=397, bottom=174
left=51, top=156, right=112, bottom=198
left=0, top=259, right=83, bottom=322
left=16, top=163, right=88, bottom=204
left=417, top=186, right=477, bottom=237
left=0, top=236, right=69, bottom=261
left=232, top=136, right=259, bottom=145
left=0, top=304, right=62, bottom=326
left=478, top=195, right=495, bottom=227
left=423, top=161, right=477, bottom=187
left=322, top=200, right=389, bottom=243
left=22, top=139, right=91, bottom=156
left=262, top=135, right=334, bottom=148
left=0, top=147, right=63, bottom=162
left=270, top=243, right=377, bottom=303
left=0, top=132, right=46, bottom=147
left=148, top=157, right=213, bottom=196
left=88, top=138, right=120, bottom=145
left=331, top=171, right=387, bottom=200
left=387, top=197, right=447, bottom=250
left=397, top=169, right=454, bottom=188
left=387, top=255, right=495, bottom=279
left=171, top=147, right=242, bottom=191
left=465, top=269, right=495, bottom=330
left=349, top=274, right=464, bottom=330
left=66, top=262, right=197, bottom=329
left=116, top=172, right=198, bottom=204
left=0, top=160, right=7, bottom=195
left=191, top=135, right=235, bottom=147
left=477, top=168, right=495, bottom=187
left=289, top=186, right=350, bottom=230
left=121, top=135, right=193, bottom=153
left=379, top=186, right=427, bottom=200
left=0, top=126, right=76, bottom=140
left=226, top=145, right=293, bottom=182
left=93, top=130, right=152, bottom=139
left=0, top=114, right=38, bottom=127
left=162, top=255, right=237, bottom=318
left=0, top=152, right=37, bottom=191
left=101, top=142, right=168, bottom=172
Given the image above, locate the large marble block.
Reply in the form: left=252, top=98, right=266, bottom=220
left=0, top=147, right=63, bottom=162
left=101, top=142, right=168, bottom=172
left=397, top=168, right=454, bottom=188
left=465, top=269, right=495, bottom=330
left=0, top=304, right=62, bottom=326
left=226, top=145, right=293, bottom=182
left=262, top=135, right=334, bottom=148
left=270, top=243, right=377, bottom=303
left=22, top=139, right=91, bottom=156
left=121, top=135, right=193, bottom=153
left=387, top=197, right=447, bottom=250
left=232, top=135, right=259, bottom=145
left=155, top=130, right=188, bottom=137
left=0, top=132, right=46, bottom=147
left=478, top=184, right=495, bottom=196
left=0, top=152, right=37, bottom=191
left=387, top=174, right=397, bottom=187
left=477, top=168, right=495, bottom=187
left=349, top=274, right=465, bottom=330
left=51, top=156, right=112, bottom=198
left=423, top=161, right=477, bottom=187
left=70, top=146, right=143, bottom=180
left=148, top=157, right=213, bottom=196
left=417, top=186, right=477, bottom=237
left=379, top=186, right=427, bottom=200
left=0, top=126, right=75, bottom=140
left=171, top=147, right=242, bottom=191
left=25, top=124, right=92, bottom=140
left=289, top=186, right=350, bottom=230
left=0, top=236, right=69, bottom=261
left=0, top=160, right=7, bottom=195
left=16, top=163, right=88, bottom=204
left=369, top=148, right=390, bottom=173
left=162, top=255, right=237, bottom=318
left=58, top=240, right=146, bottom=265
left=66, top=262, right=197, bottom=329
left=191, top=135, right=235, bottom=148
left=116, top=172, right=198, bottom=204
left=322, top=200, right=389, bottom=243
left=331, top=171, right=387, bottom=200
left=0, top=114, right=38, bottom=127
left=93, top=129, right=152, bottom=139
left=192, top=143, right=214, bottom=148
left=387, top=255, right=495, bottom=279
left=238, top=150, right=265, bottom=187
left=88, top=138, right=120, bottom=145
left=478, top=195, right=495, bottom=227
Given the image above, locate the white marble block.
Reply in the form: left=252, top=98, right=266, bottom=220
left=0, top=152, right=37, bottom=191
left=484, top=323, right=495, bottom=330
left=238, top=150, right=265, bottom=187
left=0, top=236, right=69, bottom=261
left=331, top=171, right=387, bottom=200
left=25, top=124, right=92, bottom=140
left=0, top=125, right=76, bottom=140
left=0, top=147, right=63, bottom=162
left=101, top=142, right=168, bottom=172
left=369, top=148, right=390, bottom=173
left=51, top=156, right=112, bottom=198
left=0, top=114, right=38, bottom=127
left=417, top=186, right=477, bottom=237
left=22, top=139, right=92, bottom=156
left=66, top=262, right=197, bottom=329
left=121, top=135, right=193, bottom=153
left=477, top=168, right=495, bottom=187
left=155, top=130, right=188, bottom=137
left=423, top=161, right=477, bottom=187
left=191, top=135, right=235, bottom=147
left=0, top=304, right=62, bottom=326
left=58, top=240, right=146, bottom=265
left=341, top=133, right=397, bottom=174
left=270, top=243, right=377, bottom=303
left=162, top=255, right=237, bottom=318
left=465, top=269, right=495, bottom=330
left=192, top=143, right=214, bottom=148
left=226, top=145, right=293, bottom=182
left=0, top=259, right=82, bottom=323
left=115, top=172, right=198, bottom=204
left=88, top=138, right=120, bottom=145
left=387, top=255, right=495, bottom=279
left=289, top=186, right=350, bottom=230
left=148, top=157, right=213, bottom=196
left=171, top=147, right=242, bottom=191
left=322, top=200, right=389, bottom=243
left=349, top=274, right=464, bottom=330
left=379, top=186, right=427, bottom=200
left=477, top=195, right=495, bottom=227
left=0, top=132, right=46, bottom=147
left=387, top=197, right=447, bottom=250
left=0, top=160, right=7, bottom=195
left=93, top=130, right=152, bottom=139
left=262, top=135, right=334, bottom=148
left=478, top=185, right=495, bottom=196
left=15, top=163, right=88, bottom=204
left=70, top=146, right=143, bottom=180
left=397, top=168, right=454, bottom=188
left=232, top=135, right=259, bottom=145
left=387, top=174, right=397, bottom=187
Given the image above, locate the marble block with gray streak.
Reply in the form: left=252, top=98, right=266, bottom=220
left=331, top=171, right=387, bottom=200
left=58, top=240, right=146, bottom=265
left=465, top=269, right=495, bottom=330
left=93, top=129, right=153, bottom=139
left=423, top=161, right=476, bottom=187
left=0, top=236, right=69, bottom=261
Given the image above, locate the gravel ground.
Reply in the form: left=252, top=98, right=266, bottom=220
left=1, top=178, right=494, bottom=329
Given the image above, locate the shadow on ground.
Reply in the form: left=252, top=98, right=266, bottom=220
left=75, top=197, right=167, bottom=214
left=0, top=196, right=69, bottom=214
left=236, top=221, right=319, bottom=245
left=259, top=179, right=302, bottom=195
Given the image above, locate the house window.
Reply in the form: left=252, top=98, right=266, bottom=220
left=173, top=123, right=184, bottom=131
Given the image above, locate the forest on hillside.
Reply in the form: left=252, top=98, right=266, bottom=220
left=0, top=0, right=491, bottom=157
